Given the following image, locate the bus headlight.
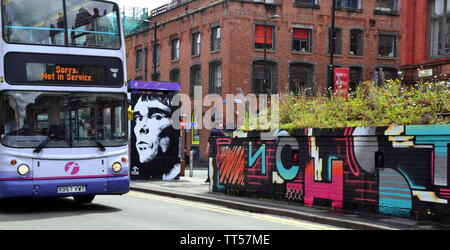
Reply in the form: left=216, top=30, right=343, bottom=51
left=112, top=162, right=122, bottom=173
left=17, top=164, right=30, bottom=176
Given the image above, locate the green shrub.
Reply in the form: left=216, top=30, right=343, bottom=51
left=279, top=80, right=450, bottom=130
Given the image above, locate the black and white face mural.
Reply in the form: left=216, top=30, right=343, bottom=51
left=130, top=93, right=180, bottom=180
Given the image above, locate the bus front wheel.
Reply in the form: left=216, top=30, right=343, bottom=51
left=73, top=195, right=96, bottom=204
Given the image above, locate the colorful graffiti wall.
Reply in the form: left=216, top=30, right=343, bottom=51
left=210, top=125, right=450, bottom=217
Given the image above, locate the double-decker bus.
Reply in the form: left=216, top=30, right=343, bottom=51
left=0, top=0, right=129, bottom=203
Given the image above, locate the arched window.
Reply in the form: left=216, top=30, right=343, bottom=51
left=376, top=67, right=398, bottom=83
left=170, top=68, right=180, bottom=83
left=289, top=62, right=314, bottom=95
left=349, top=66, right=363, bottom=92
left=252, top=60, right=278, bottom=94
left=190, top=65, right=201, bottom=97
left=209, top=61, right=222, bottom=94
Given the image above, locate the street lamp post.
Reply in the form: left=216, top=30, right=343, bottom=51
left=143, top=20, right=159, bottom=81
left=328, top=0, right=337, bottom=94
left=263, top=14, right=280, bottom=94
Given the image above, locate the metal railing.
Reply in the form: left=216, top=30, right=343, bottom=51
left=150, top=0, right=279, bottom=17
left=150, top=0, right=195, bottom=17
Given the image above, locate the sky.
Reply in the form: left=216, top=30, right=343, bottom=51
left=114, top=0, right=170, bottom=9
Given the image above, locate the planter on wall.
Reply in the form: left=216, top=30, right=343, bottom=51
left=209, top=125, right=450, bottom=218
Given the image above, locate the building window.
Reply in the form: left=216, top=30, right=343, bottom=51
left=378, top=33, right=397, bottom=58
left=252, top=61, right=278, bottom=94
left=289, top=63, right=314, bottom=95
left=376, top=67, right=398, bottom=83
left=151, top=72, right=161, bottom=81
left=349, top=29, right=364, bottom=56
left=349, top=66, right=363, bottom=92
left=328, top=27, right=343, bottom=55
left=171, top=36, right=180, bottom=60
left=375, top=0, right=398, bottom=13
left=335, top=0, right=361, bottom=10
left=152, top=42, right=160, bottom=66
left=170, top=68, right=180, bottom=82
left=211, top=26, right=221, bottom=51
left=135, top=48, right=143, bottom=70
left=190, top=65, right=201, bottom=97
left=209, top=61, right=222, bottom=94
left=255, top=25, right=274, bottom=49
left=292, top=28, right=312, bottom=53
left=430, top=0, right=450, bottom=57
left=192, top=31, right=201, bottom=56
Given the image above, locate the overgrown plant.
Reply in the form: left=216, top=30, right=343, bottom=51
left=279, top=80, right=450, bottom=130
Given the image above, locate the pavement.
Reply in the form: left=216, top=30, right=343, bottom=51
left=130, top=167, right=450, bottom=230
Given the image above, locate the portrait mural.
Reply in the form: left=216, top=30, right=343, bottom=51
left=130, top=92, right=180, bottom=180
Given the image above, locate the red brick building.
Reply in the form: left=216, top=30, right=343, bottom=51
left=125, top=0, right=402, bottom=163
left=401, top=0, right=450, bottom=83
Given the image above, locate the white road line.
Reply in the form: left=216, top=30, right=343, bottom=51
left=128, top=191, right=341, bottom=230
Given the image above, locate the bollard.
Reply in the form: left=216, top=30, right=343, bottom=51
left=189, top=150, right=194, bottom=177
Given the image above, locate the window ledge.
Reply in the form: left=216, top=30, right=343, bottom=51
left=378, top=56, right=398, bottom=60
left=255, top=48, right=276, bottom=53
left=348, top=54, right=364, bottom=58
left=191, top=54, right=201, bottom=58
left=374, top=9, right=399, bottom=16
left=210, top=49, right=221, bottom=54
left=336, top=7, right=362, bottom=13
left=171, top=59, right=180, bottom=63
left=293, top=3, right=320, bottom=9
left=292, top=51, right=313, bottom=55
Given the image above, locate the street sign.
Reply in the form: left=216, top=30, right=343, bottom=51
left=334, top=68, right=350, bottom=99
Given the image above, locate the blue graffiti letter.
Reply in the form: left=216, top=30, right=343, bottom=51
left=248, top=142, right=266, bottom=175
left=276, top=137, right=300, bottom=180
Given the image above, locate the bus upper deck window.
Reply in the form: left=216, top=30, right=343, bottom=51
left=2, top=0, right=120, bottom=49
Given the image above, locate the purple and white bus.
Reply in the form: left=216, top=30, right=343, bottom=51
left=0, top=0, right=129, bottom=203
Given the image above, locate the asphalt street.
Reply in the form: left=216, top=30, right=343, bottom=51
left=0, top=191, right=345, bottom=230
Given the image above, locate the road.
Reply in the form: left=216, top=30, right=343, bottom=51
left=0, top=191, right=344, bottom=230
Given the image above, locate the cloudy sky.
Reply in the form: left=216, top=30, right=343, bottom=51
left=114, top=0, right=170, bottom=9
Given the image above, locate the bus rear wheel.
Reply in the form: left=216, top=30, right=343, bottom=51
left=73, top=195, right=96, bottom=204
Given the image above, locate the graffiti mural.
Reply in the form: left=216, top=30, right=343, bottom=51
left=130, top=93, right=180, bottom=180
left=210, top=125, right=450, bottom=217
left=215, top=138, right=245, bottom=187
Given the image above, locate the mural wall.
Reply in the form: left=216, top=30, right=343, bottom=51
left=130, top=92, right=180, bottom=180
left=210, top=125, right=450, bottom=217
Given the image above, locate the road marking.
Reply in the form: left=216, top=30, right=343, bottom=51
left=128, top=191, right=342, bottom=230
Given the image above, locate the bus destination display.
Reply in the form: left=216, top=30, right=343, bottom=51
left=5, top=52, right=124, bottom=87
left=31, top=64, right=102, bottom=83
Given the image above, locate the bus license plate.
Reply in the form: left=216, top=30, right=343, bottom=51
left=57, top=186, right=86, bottom=194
